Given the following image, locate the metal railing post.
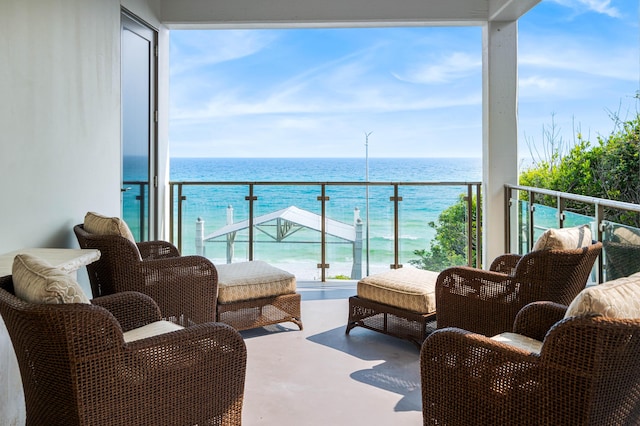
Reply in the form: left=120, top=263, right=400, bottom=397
left=390, top=184, right=402, bottom=269
left=246, top=184, right=257, bottom=261
left=317, top=185, right=329, bottom=281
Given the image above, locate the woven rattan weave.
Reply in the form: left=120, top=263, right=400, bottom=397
left=0, top=275, right=246, bottom=426
left=217, top=292, right=303, bottom=331
left=74, top=224, right=218, bottom=325
left=346, top=296, right=437, bottom=348
left=436, top=241, right=602, bottom=336
left=421, top=301, right=640, bottom=425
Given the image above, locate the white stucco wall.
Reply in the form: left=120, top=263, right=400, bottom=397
left=0, top=1, right=161, bottom=423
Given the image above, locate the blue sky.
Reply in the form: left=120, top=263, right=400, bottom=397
left=169, top=0, right=639, bottom=159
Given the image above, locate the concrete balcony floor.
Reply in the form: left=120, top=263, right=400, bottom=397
left=240, top=280, right=423, bottom=426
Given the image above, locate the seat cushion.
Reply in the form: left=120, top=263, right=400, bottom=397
left=84, top=211, right=136, bottom=244
left=12, top=253, right=90, bottom=304
left=123, top=320, right=184, bottom=343
left=357, top=266, right=438, bottom=314
left=216, top=261, right=297, bottom=303
left=565, top=271, right=640, bottom=319
left=532, top=224, right=592, bottom=251
left=491, top=332, right=543, bottom=354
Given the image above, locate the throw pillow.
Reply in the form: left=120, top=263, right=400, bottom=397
left=12, top=253, right=90, bottom=304
left=84, top=211, right=136, bottom=244
left=532, top=224, right=592, bottom=251
left=565, top=271, right=640, bottom=319
left=613, top=226, right=640, bottom=245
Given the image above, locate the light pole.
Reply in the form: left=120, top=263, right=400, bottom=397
left=364, top=131, right=372, bottom=276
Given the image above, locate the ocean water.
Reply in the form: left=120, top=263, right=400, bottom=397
left=158, top=157, right=482, bottom=280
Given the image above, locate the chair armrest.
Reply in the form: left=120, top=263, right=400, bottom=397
left=78, top=322, right=247, bottom=425
left=421, top=328, right=539, bottom=424
left=436, top=266, right=519, bottom=336
left=489, top=253, right=522, bottom=274
left=137, top=240, right=181, bottom=260
left=512, top=301, right=568, bottom=341
left=138, top=255, right=218, bottom=323
left=91, top=291, right=163, bottom=332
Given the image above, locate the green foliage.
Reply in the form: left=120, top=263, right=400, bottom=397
left=410, top=101, right=640, bottom=271
left=520, top=112, right=640, bottom=226
left=409, top=194, right=478, bottom=272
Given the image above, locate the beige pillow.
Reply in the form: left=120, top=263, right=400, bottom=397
left=613, top=227, right=640, bottom=245
left=12, top=254, right=90, bottom=304
left=532, top=225, right=592, bottom=251
left=565, top=272, right=640, bottom=319
left=84, top=211, right=136, bottom=244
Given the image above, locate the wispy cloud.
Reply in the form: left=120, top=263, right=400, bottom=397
left=519, top=36, right=638, bottom=81
left=170, top=30, right=279, bottom=76
left=169, top=2, right=639, bottom=158
left=392, top=52, right=481, bottom=84
left=549, top=0, right=623, bottom=18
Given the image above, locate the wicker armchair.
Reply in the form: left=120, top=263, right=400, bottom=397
left=421, top=300, right=640, bottom=425
left=0, top=274, right=246, bottom=426
left=435, top=241, right=602, bottom=336
left=603, top=241, right=640, bottom=280
left=603, top=225, right=640, bottom=280
left=74, top=223, right=218, bottom=324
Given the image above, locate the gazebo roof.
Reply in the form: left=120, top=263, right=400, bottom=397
left=204, top=205, right=357, bottom=242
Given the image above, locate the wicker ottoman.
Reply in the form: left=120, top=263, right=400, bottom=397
left=215, top=261, right=303, bottom=331
left=346, top=266, right=438, bottom=347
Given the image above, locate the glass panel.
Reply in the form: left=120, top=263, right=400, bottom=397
left=603, top=218, right=640, bottom=281
left=176, top=184, right=250, bottom=264
left=122, top=23, right=151, bottom=241
left=517, top=198, right=529, bottom=255
left=365, top=185, right=395, bottom=275
left=532, top=203, right=558, bottom=243
left=400, top=185, right=471, bottom=272
left=325, top=185, right=367, bottom=281
left=253, top=184, right=322, bottom=281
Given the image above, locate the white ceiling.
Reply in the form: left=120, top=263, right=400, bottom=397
left=160, top=0, right=541, bottom=29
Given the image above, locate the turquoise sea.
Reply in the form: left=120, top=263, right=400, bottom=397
left=163, top=157, right=482, bottom=280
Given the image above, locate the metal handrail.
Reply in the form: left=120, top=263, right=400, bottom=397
left=169, top=180, right=481, bottom=281
left=505, top=184, right=640, bottom=284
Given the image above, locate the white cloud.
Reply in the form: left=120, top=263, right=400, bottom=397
left=393, top=52, right=481, bottom=84
left=549, top=0, right=623, bottom=18
left=170, top=30, right=278, bottom=76
left=519, top=40, right=638, bottom=81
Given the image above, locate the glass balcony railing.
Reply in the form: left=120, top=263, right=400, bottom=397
left=505, top=184, right=640, bottom=283
left=169, top=181, right=481, bottom=281
left=122, top=180, right=149, bottom=242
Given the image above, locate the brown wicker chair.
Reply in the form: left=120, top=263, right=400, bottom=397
left=603, top=240, right=640, bottom=280
left=435, top=241, right=602, bottom=336
left=74, top=223, right=218, bottom=325
left=421, top=300, right=640, bottom=425
left=0, top=274, right=246, bottom=426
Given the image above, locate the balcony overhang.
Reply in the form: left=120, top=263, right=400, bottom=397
left=160, top=0, right=540, bottom=29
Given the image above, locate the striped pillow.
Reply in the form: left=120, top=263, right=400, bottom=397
left=532, top=225, right=592, bottom=251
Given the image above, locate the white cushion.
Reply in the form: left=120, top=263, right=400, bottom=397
left=491, top=332, right=543, bottom=354
left=84, top=211, right=136, bottom=244
left=565, top=272, right=640, bottom=319
left=122, top=320, right=184, bottom=343
left=532, top=225, right=592, bottom=251
left=216, top=261, right=296, bottom=303
left=357, top=266, right=438, bottom=314
left=12, top=253, right=90, bottom=304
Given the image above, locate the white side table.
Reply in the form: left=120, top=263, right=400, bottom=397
left=0, top=248, right=101, bottom=278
